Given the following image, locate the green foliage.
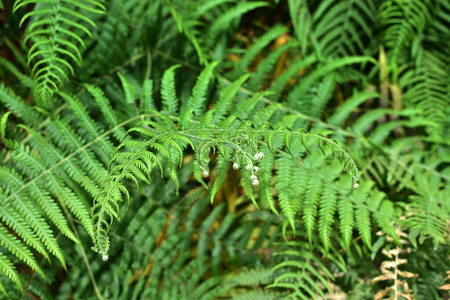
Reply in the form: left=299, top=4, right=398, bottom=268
left=0, top=0, right=449, bottom=299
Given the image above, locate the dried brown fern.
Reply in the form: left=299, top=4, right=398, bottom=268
left=439, top=271, right=450, bottom=293
left=371, top=228, right=418, bottom=300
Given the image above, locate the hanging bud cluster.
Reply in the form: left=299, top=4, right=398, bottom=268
left=233, top=151, right=264, bottom=186
left=196, top=137, right=265, bottom=188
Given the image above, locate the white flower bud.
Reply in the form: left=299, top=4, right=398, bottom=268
left=353, top=183, right=359, bottom=189
left=252, top=179, right=259, bottom=186
left=245, top=164, right=252, bottom=170
left=203, top=170, right=209, bottom=177
left=102, top=255, right=109, bottom=261
left=250, top=175, right=257, bottom=180
left=233, top=163, right=239, bottom=170
left=253, top=166, right=259, bottom=172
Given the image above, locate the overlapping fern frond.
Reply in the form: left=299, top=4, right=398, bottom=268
left=400, top=49, right=449, bottom=141
left=379, top=0, right=437, bottom=66
left=289, top=0, right=377, bottom=58
left=0, top=83, right=116, bottom=295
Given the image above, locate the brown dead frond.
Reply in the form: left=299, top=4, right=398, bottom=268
left=439, top=271, right=450, bottom=292
left=371, top=227, right=418, bottom=300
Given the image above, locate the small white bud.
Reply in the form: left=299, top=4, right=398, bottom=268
left=353, top=183, right=359, bottom=189
left=245, top=164, right=252, bottom=170
left=102, top=255, right=109, bottom=261
left=253, top=166, right=259, bottom=172
left=252, top=179, right=260, bottom=186
left=203, top=170, right=209, bottom=177
left=233, top=163, right=239, bottom=170
left=250, top=175, right=257, bottom=180
left=254, top=152, right=264, bottom=160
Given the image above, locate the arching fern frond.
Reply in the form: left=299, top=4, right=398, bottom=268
left=90, top=68, right=360, bottom=260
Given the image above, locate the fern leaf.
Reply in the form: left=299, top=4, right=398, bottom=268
left=210, top=155, right=230, bottom=203
left=380, top=0, right=436, bottom=65
left=328, top=91, right=379, bottom=127
left=247, top=41, right=297, bottom=91
left=20, top=124, right=100, bottom=197
left=338, top=193, right=354, bottom=250
left=59, top=92, right=115, bottom=161
left=214, top=74, right=249, bottom=123
left=161, top=65, right=181, bottom=115
left=207, top=2, right=268, bottom=42
left=275, top=155, right=296, bottom=231
left=13, top=147, right=93, bottom=238
left=287, top=56, right=375, bottom=108
left=318, top=187, right=337, bottom=251
left=0, top=252, right=22, bottom=295
left=228, top=24, right=288, bottom=79
left=355, top=204, right=372, bottom=248
left=84, top=84, right=127, bottom=140
left=141, top=79, right=155, bottom=113
left=302, top=176, right=322, bottom=242
left=0, top=224, right=46, bottom=280
left=0, top=201, right=49, bottom=262
left=312, top=0, right=376, bottom=57
left=288, top=0, right=313, bottom=54
left=117, top=72, right=138, bottom=105
left=187, top=61, right=219, bottom=116
left=0, top=83, right=43, bottom=127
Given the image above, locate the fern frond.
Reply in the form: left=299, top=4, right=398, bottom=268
left=405, top=170, right=449, bottom=247
left=328, top=91, right=379, bottom=127
left=275, top=155, right=296, bottom=231
left=268, top=236, right=341, bottom=299
left=0, top=252, right=22, bottom=296
left=379, top=0, right=437, bottom=65
left=400, top=49, right=449, bottom=140
left=0, top=167, right=66, bottom=267
left=186, top=61, right=219, bottom=116
left=161, top=64, right=182, bottom=115
left=227, top=24, right=288, bottom=80
left=318, top=186, right=338, bottom=251
left=0, top=224, right=46, bottom=287
left=206, top=1, right=268, bottom=44
left=213, top=74, right=249, bottom=123
left=312, top=0, right=376, bottom=57
left=14, top=0, right=105, bottom=104
left=354, top=182, right=373, bottom=248
left=287, top=56, right=376, bottom=108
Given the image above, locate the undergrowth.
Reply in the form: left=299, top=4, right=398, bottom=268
left=0, top=0, right=448, bottom=299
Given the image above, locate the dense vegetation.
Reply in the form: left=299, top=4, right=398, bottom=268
left=0, top=0, right=449, bottom=299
